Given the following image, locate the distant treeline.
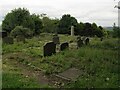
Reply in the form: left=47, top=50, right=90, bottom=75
left=2, top=8, right=119, bottom=38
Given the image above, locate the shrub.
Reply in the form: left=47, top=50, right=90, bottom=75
left=11, top=26, right=34, bottom=38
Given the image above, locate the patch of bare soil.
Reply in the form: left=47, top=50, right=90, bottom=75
left=3, top=52, right=84, bottom=88
left=2, top=52, right=51, bottom=87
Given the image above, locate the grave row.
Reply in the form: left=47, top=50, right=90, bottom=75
left=2, top=36, right=25, bottom=44
left=0, top=31, right=26, bottom=44
left=44, top=35, right=89, bottom=57
left=1, top=31, right=90, bottom=57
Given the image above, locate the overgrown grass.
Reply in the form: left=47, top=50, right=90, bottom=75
left=2, top=34, right=119, bottom=88
left=90, top=37, right=119, bottom=50
left=2, top=62, right=48, bottom=88
left=63, top=47, right=119, bottom=88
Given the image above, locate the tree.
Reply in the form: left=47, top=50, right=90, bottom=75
left=91, top=23, right=98, bottom=36
left=93, top=26, right=105, bottom=37
left=2, top=8, right=34, bottom=33
left=41, top=16, right=59, bottom=33
left=113, top=23, right=120, bottom=38
left=75, top=22, right=84, bottom=35
left=83, top=22, right=93, bottom=36
left=58, top=14, right=78, bottom=34
left=31, top=14, right=43, bottom=35
left=10, top=26, right=33, bottom=38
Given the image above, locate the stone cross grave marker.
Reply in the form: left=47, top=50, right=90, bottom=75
left=52, top=34, right=60, bottom=44
left=60, top=42, right=69, bottom=51
left=43, top=42, right=56, bottom=57
left=3, top=37, right=13, bottom=44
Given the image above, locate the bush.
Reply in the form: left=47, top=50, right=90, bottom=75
left=11, top=26, right=34, bottom=38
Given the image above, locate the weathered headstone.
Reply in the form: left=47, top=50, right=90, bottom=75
left=52, top=34, right=60, bottom=44
left=3, top=37, right=13, bottom=44
left=0, top=31, right=7, bottom=38
left=43, top=42, right=56, bottom=56
left=85, top=37, right=89, bottom=45
left=54, top=68, right=82, bottom=81
left=60, top=42, right=69, bottom=51
left=77, top=36, right=83, bottom=48
left=71, top=26, right=74, bottom=36
left=16, top=35, right=25, bottom=43
left=81, top=36, right=86, bottom=44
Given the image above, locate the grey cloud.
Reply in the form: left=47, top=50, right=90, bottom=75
left=0, top=0, right=118, bottom=26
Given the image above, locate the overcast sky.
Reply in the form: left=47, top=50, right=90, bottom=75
left=0, top=0, right=119, bottom=27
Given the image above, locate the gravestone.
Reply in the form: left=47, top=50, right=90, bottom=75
left=77, top=36, right=81, bottom=40
left=0, top=31, right=7, bottom=38
left=3, top=37, right=13, bottom=44
left=77, top=36, right=83, bottom=48
left=81, top=36, right=86, bottom=44
left=85, top=37, right=89, bottom=45
left=52, top=34, right=60, bottom=44
left=71, top=26, right=74, bottom=36
left=54, top=68, right=82, bottom=81
left=16, top=35, right=25, bottom=43
left=43, top=42, right=56, bottom=57
left=60, top=42, right=69, bottom=51
left=100, top=37, right=103, bottom=41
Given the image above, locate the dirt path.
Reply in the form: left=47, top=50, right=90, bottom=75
left=2, top=52, right=52, bottom=87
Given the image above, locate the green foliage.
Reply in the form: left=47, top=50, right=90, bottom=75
left=10, top=26, right=33, bottom=38
left=58, top=14, right=78, bottom=34
left=113, top=26, right=120, bottom=38
left=2, top=72, right=41, bottom=88
left=75, top=22, right=106, bottom=37
left=2, top=34, right=119, bottom=88
left=83, top=22, right=93, bottom=36
left=41, top=16, right=59, bottom=33
left=64, top=46, right=118, bottom=88
left=75, top=22, right=84, bottom=35
left=90, top=38, right=119, bottom=50
left=2, top=7, right=107, bottom=37
left=2, top=59, right=50, bottom=88
left=31, top=14, right=43, bottom=35
left=2, top=8, right=35, bottom=33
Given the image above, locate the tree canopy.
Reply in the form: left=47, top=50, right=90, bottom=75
left=58, top=14, right=78, bottom=34
left=41, top=16, right=59, bottom=33
left=2, top=8, right=43, bottom=36
left=2, top=8, right=107, bottom=38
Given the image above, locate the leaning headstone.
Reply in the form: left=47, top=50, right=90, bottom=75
left=52, top=34, right=60, bottom=44
left=71, top=26, right=74, bottom=36
left=16, top=35, right=25, bottom=43
left=85, top=37, right=89, bottom=45
left=43, top=42, right=56, bottom=57
left=60, top=42, right=69, bottom=51
left=77, top=36, right=83, bottom=48
left=0, top=31, right=7, bottom=38
left=3, top=37, right=13, bottom=44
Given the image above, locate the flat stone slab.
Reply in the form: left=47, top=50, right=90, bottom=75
left=55, top=68, right=81, bottom=81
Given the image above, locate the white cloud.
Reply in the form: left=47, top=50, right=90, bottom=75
left=0, top=0, right=118, bottom=26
